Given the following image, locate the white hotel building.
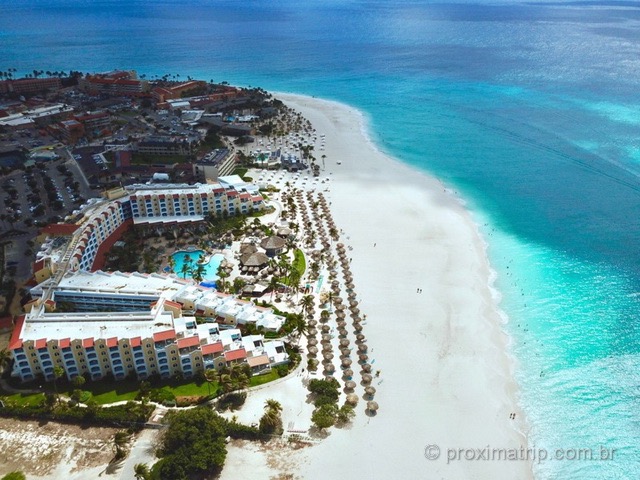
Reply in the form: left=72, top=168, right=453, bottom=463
left=10, top=180, right=287, bottom=383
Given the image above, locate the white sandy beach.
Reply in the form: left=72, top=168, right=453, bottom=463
left=219, top=94, right=532, bottom=480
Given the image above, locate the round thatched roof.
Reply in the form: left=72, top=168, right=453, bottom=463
left=240, top=251, right=269, bottom=267
left=260, top=235, right=286, bottom=250
left=240, top=243, right=258, bottom=255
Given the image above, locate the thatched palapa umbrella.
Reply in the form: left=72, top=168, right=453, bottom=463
left=361, top=373, right=373, bottom=385
left=346, top=393, right=359, bottom=406
left=345, top=380, right=356, bottom=390
left=321, top=325, right=331, bottom=333
left=362, top=363, right=372, bottom=373
left=308, top=346, right=318, bottom=355
left=323, top=352, right=334, bottom=361
left=343, top=368, right=354, bottom=378
left=357, top=343, right=367, bottom=353
left=367, top=401, right=379, bottom=413
left=322, top=334, right=332, bottom=342
left=359, top=353, right=368, bottom=362
left=365, top=386, right=376, bottom=397
left=353, top=323, right=364, bottom=332
left=341, top=358, right=353, bottom=367
left=340, top=338, right=350, bottom=347
left=308, top=338, right=318, bottom=346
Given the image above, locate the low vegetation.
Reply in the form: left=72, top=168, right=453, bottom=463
left=307, top=378, right=354, bottom=430
left=151, top=407, right=264, bottom=480
left=0, top=397, right=153, bottom=428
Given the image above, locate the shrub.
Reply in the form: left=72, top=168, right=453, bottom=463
left=274, top=365, right=288, bottom=378
left=307, top=378, right=340, bottom=407
left=216, top=392, right=247, bottom=411
left=149, top=387, right=176, bottom=405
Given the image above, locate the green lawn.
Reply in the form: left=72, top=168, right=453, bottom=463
left=250, top=370, right=279, bottom=387
left=292, top=248, right=306, bottom=277
left=1, top=392, right=45, bottom=407
left=1, top=370, right=280, bottom=407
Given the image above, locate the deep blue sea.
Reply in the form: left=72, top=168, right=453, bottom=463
left=2, top=1, right=640, bottom=477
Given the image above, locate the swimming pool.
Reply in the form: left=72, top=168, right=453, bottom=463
left=171, top=250, right=224, bottom=282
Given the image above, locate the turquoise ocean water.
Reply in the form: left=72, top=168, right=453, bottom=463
left=2, top=1, right=640, bottom=477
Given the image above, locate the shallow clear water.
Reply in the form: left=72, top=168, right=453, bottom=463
left=171, top=250, right=223, bottom=282
left=2, top=1, right=640, bottom=477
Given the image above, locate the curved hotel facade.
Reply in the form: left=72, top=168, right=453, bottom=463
left=10, top=179, right=289, bottom=383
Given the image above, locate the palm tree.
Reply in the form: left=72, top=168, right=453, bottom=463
left=52, top=365, right=64, bottom=396
left=288, top=270, right=302, bottom=298
left=133, top=463, right=150, bottom=480
left=0, top=348, right=11, bottom=373
left=268, top=276, right=280, bottom=301
left=259, top=398, right=283, bottom=434
left=299, top=294, right=314, bottom=316
left=320, top=309, right=330, bottom=324
left=204, top=368, right=217, bottom=396
left=287, top=313, right=306, bottom=341
left=180, top=262, right=191, bottom=279
left=193, top=262, right=207, bottom=283
left=113, top=431, right=129, bottom=460
left=265, top=399, right=282, bottom=414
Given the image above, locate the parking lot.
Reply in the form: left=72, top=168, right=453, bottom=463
left=1, top=158, right=88, bottom=229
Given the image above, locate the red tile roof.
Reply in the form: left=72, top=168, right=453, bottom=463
left=8, top=315, right=25, bottom=350
left=247, top=354, right=270, bottom=367
left=106, top=337, right=118, bottom=348
left=153, top=329, right=176, bottom=342
left=40, top=223, right=79, bottom=236
left=224, top=348, right=246, bottom=362
left=35, top=338, right=47, bottom=349
left=82, top=337, right=94, bottom=348
left=58, top=338, right=71, bottom=349
left=130, top=337, right=142, bottom=347
left=177, top=336, right=200, bottom=349
left=164, top=300, right=182, bottom=309
left=201, top=342, right=224, bottom=355
left=32, top=259, right=47, bottom=272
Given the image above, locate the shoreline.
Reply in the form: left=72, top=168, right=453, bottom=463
left=266, top=92, right=532, bottom=478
